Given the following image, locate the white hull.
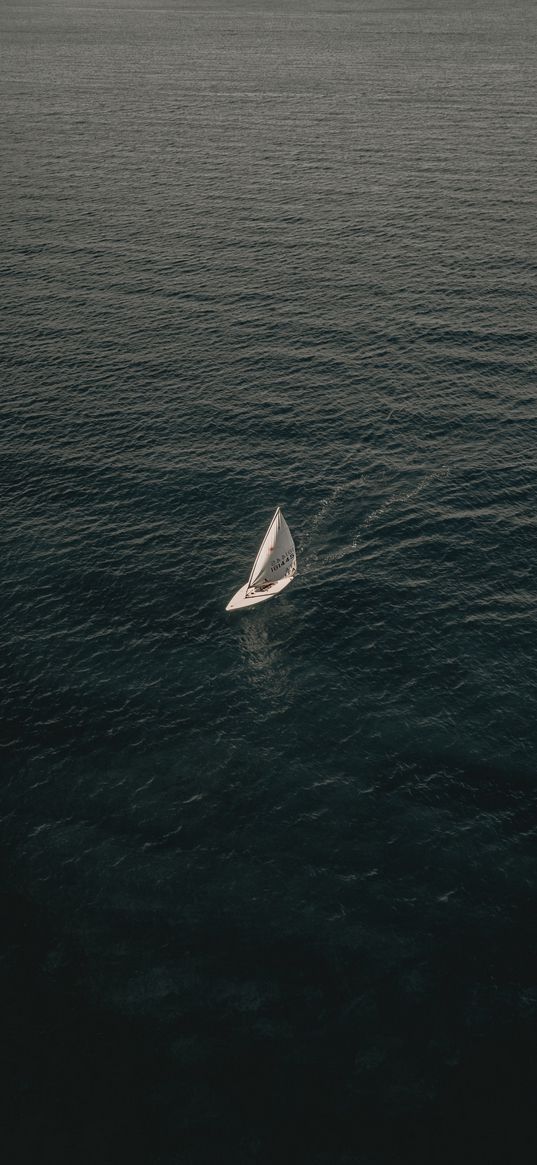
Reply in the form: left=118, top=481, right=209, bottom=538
left=226, top=573, right=295, bottom=611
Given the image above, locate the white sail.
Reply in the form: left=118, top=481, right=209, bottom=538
left=226, top=507, right=297, bottom=611
left=248, top=508, right=296, bottom=592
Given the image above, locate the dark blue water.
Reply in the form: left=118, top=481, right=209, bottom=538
left=2, top=2, right=537, bottom=1161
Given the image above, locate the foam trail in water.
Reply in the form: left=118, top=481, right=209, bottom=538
left=299, top=480, right=360, bottom=574
left=361, top=467, right=450, bottom=533
left=313, top=466, right=452, bottom=569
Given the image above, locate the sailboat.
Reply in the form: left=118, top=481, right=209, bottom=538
left=226, top=507, right=297, bottom=611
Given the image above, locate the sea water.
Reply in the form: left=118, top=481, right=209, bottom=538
left=1, top=2, right=536, bottom=1162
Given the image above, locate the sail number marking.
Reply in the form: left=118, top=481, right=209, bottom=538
left=270, top=551, right=295, bottom=574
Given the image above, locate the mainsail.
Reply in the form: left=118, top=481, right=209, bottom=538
left=247, top=508, right=296, bottom=592
left=226, top=506, right=296, bottom=611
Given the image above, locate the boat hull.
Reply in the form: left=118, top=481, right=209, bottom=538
left=226, top=573, right=295, bottom=611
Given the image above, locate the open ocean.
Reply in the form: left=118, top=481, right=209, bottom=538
left=1, top=1, right=536, bottom=1161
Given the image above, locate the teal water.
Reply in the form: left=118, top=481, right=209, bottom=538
left=2, top=2, right=537, bottom=1162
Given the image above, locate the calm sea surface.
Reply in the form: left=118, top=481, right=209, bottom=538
left=1, top=2, right=536, bottom=1161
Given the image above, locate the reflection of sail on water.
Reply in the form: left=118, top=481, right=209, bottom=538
left=238, top=618, right=292, bottom=708
left=226, top=507, right=297, bottom=611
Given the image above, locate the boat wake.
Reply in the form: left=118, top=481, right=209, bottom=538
left=301, top=467, right=451, bottom=575
left=360, top=466, right=451, bottom=537
left=299, top=481, right=361, bottom=572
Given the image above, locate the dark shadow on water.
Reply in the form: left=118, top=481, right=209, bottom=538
left=0, top=861, right=159, bottom=1165
left=2, top=853, right=536, bottom=1165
